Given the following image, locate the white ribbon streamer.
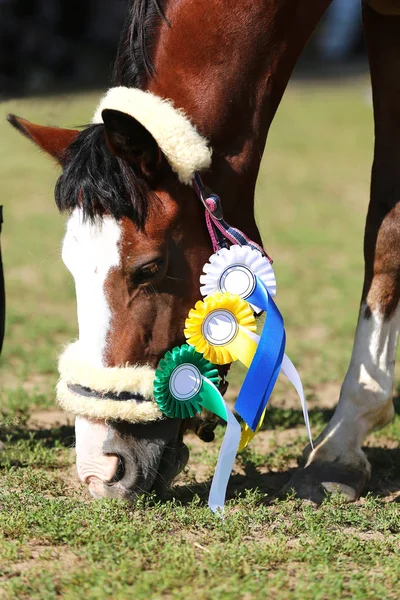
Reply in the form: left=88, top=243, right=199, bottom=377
left=202, top=379, right=242, bottom=514
left=281, top=354, right=314, bottom=449
left=235, top=328, right=314, bottom=449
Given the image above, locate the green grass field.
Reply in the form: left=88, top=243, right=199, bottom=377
left=1, top=79, right=400, bottom=600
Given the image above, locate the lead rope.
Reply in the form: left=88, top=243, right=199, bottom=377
left=192, top=172, right=273, bottom=262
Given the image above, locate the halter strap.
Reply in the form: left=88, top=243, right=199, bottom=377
left=192, top=172, right=273, bottom=263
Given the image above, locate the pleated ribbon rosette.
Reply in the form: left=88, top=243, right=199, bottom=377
left=153, top=344, right=241, bottom=513
left=153, top=246, right=313, bottom=514
left=184, top=292, right=259, bottom=365
left=196, top=246, right=313, bottom=450
left=200, top=245, right=277, bottom=313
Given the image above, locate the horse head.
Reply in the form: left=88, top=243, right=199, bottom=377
left=8, top=88, right=218, bottom=499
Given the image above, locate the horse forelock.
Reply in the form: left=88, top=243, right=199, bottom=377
left=54, top=124, right=158, bottom=227
left=55, top=0, right=169, bottom=223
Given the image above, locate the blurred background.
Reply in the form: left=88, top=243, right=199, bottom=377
left=0, top=0, right=128, bottom=96
left=0, top=0, right=366, bottom=97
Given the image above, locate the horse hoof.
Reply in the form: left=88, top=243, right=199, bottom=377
left=283, top=461, right=369, bottom=504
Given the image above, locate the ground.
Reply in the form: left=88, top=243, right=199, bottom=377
left=1, top=78, right=400, bottom=599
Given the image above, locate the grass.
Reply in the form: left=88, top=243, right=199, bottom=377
left=1, top=78, right=400, bottom=599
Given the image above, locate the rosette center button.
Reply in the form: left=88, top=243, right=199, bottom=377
left=220, top=266, right=256, bottom=299
left=202, top=310, right=238, bottom=346
left=169, top=364, right=202, bottom=400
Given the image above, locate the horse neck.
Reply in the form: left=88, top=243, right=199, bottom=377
left=146, top=0, right=330, bottom=233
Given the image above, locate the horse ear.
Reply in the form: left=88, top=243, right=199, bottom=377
left=7, top=114, right=79, bottom=165
left=102, top=109, right=163, bottom=179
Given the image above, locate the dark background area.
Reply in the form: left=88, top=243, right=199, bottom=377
left=0, top=0, right=366, bottom=98
left=0, top=0, right=128, bottom=96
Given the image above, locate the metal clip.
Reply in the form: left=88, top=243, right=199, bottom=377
left=199, top=186, right=224, bottom=221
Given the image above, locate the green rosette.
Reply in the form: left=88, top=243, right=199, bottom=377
left=154, top=344, right=219, bottom=419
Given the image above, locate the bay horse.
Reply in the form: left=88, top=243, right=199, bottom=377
left=7, top=0, right=400, bottom=502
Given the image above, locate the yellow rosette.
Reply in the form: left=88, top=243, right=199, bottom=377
left=184, top=291, right=257, bottom=365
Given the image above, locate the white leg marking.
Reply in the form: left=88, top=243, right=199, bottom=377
left=62, top=209, right=121, bottom=368
left=309, top=303, right=400, bottom=467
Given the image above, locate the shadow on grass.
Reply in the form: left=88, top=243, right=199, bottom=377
left=365, top=447, right=400, bottom=498
left=261, top=406, right=335, bottom=430
left=174, top=445, right=400, bottom=507
left=174, top=468, right=296, bottom=506
left=1, top=395, right=400, bottom=502
left=0, top=422, right=75, bottom=448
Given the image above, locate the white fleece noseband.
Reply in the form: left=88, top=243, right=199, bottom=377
left=93, top=86, right=212, bottom=184
left=57, top=342, right=162, bottom=423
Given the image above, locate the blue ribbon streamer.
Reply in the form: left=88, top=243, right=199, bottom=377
left=234, top=277, right=286, bottom=431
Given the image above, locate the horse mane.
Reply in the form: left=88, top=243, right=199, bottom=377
left=55, top=0, right=166, bottom=224
left=112, top=0, right=167, bottom=89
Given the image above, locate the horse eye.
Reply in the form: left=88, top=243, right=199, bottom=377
left=131, top=259, right=165, bottom=286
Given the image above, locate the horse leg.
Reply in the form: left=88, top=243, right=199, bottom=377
left=288, top=4, right=400, bottom=502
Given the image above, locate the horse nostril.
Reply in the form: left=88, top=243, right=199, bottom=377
left=102, top=449, right=140, bottom=492
left=107, top=455, right=125, bottom=484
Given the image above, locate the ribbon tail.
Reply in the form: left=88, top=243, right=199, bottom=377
left=200, top=379, right=241, bottom=515
left=280, top=354, right=314, bottom=449
left=226, top=328, right=258, bottom=368
left=246, top=279, right=269, bottom=312
left=235, top=285, right=286, bottom=431
left=238, top=351, right=283, bottom=450
left=241, top=353, right=313, bottom=451
left=239, top=405, right=267, bottom=451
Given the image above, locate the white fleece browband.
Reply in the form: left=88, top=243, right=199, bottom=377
left=93, top=86, right=212, bottom=184
left=56, top=341, right=163, bottom=423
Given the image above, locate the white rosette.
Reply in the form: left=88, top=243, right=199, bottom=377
left=200, top=245, right=276, bottom=313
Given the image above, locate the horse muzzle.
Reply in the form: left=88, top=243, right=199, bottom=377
left=75, top=415, right=189, bottom=499
left=57, top=341, right=189, bottom=499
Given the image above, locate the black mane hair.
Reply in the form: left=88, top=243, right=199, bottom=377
left=55, top=125, right=154, bottom=227
left=112, top=0, right=167, bottom=89
left=55, top=0, right=167, bottom=224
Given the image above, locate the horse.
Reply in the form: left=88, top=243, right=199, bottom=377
left=7, top=0, right=400, bottom=503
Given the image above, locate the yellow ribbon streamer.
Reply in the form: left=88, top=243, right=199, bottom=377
left=239, top=408, right=267, bottom=451
left=225, top=327, right=258, bottom=367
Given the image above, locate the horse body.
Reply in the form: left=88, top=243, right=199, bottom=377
left=8, top=1, right=400, bottom=502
